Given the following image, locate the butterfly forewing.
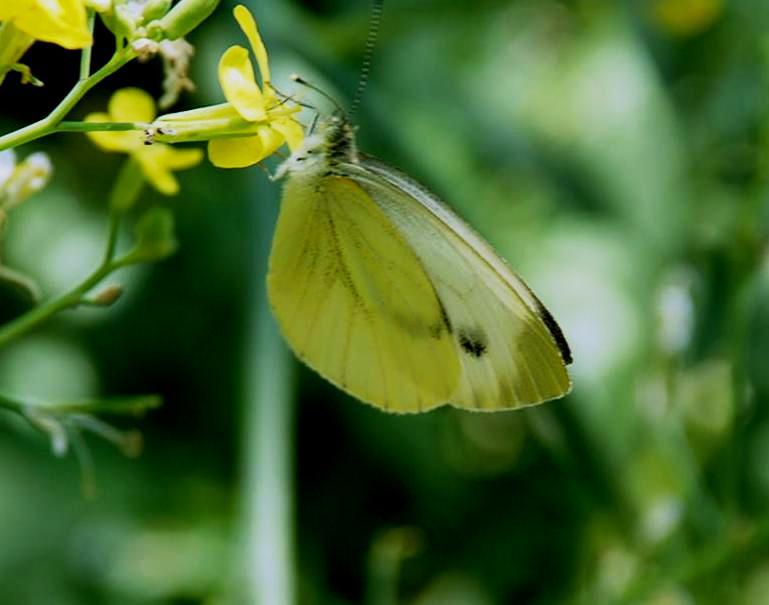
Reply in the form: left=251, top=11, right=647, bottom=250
left=268, top=174, right=461, bottom=412
left=345, top=158, right=572, bottom=410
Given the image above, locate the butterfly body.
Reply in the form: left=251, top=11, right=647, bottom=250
left=268, top=116, right=572, bottom=413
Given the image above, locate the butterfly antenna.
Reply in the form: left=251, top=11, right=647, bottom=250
left=349, top=0, right=384, bottom=118
left=290, top=74, right=346, bottom=116
left=267, top=82, right=316, bottom=110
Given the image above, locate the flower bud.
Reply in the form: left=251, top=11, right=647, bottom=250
left=0, top=150, right=53, bottom=210
left=142, top=0, right=172, bottom=22
left=89, top=284, right=124, bottom=306
left=148, top=0, right=219, bottom=41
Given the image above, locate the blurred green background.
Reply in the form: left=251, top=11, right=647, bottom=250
left=3, top=0, right=769, bottom=603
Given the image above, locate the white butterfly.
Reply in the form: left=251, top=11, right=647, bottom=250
left=269, top=116, right=572, bottom=413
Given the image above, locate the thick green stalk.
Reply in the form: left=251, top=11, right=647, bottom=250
left=239, top=174, right=296, bottom=605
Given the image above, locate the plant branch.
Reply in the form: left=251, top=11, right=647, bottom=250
left=0, top=210, right=128, bottom=348
left=0, top=256, right=117, bottom=348
left=54, top=121, right=147, bottom=134
left=0, top=47, right=135, bottom=151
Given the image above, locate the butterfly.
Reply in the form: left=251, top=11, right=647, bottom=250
left=268, top=115, right=572, bottom=413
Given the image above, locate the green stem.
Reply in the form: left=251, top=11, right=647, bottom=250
left=0, top=254, right=117, bottom=348
left=239, top=175, right=296, bottom=604
left=0, top=47, right=135, bottom=151
left=104, top=211, right=121, bottom=262
left=0, top=392, right=26, bottom=416
left=55, top=121, right=146, bottom=134
left=0, top=204, right=128, bottom=349
left=79, top=9, right=96, bottom=80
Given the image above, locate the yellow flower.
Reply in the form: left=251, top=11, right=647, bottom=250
left=0, top=0, right=92, bottom=49
left=85, top=88, right=203, bottom=195
left=206, top=5, right=304, bottom=168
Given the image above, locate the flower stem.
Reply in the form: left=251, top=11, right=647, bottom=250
left=0, top=208, right=125, bottom=349
left=103, top=208, right=121, bottom=261
left=55, top=121, right=146, bottom=134
left=0, top=47, right=135, bottom=151
left=0, top=254, right=117, bottom=348
left=80, top=9, right=96, bottom=80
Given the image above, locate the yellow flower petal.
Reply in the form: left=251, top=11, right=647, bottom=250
left=233, top=5, right=270, bottom=86
left=110, top=87, right=156, bottom=122
left=85, top=112, right=143, bottom=152
left=271, top=118, right=305, bottom=151
left=0, top=1, right=34, bottom=20
left=208, top=136, right=267, bottom=168
left=218, top=46, right=266, bottom=122
left=256, top=125, right=284, bottom=159
left=0, top=24, right=35, bottom=84
left=159, top=146, right=204, bottom=170
left=136, top=148, right=180, bottom=195
left=160, top=102, right=242, bottom=123
left=134, top=145, right=202, bottom=194
left=11, top=0, right=92, bottom=49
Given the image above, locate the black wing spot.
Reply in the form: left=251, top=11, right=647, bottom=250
left=458, top=328, right=487, bottom=358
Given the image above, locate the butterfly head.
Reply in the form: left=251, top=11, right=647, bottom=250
left=275, top=114, right=358, bottom=180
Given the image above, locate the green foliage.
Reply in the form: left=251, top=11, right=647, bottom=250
left=2, top=0, right=769, bottom=604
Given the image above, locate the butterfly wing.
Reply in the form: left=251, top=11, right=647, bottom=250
left=344, top=157, right=572, bottom=410
left=268, top=173, right=461, bottom=413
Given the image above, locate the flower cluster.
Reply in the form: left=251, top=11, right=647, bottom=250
left=208, top=5, right=304, bottom=167
left=157, top=5, right=304, bottom=168
left=79, top=4, right=304, bottom=195
left=0, top=0, right=306, bottom=477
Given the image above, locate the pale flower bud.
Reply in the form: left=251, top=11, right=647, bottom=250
left=89, top=284, right=124, bottom=306
left=131, top=37, right=159, bottom=61
left=0, top=150, right=53, bottom=210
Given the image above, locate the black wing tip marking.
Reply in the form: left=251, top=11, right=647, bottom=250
left=533, top=300, right=573, bottom=365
